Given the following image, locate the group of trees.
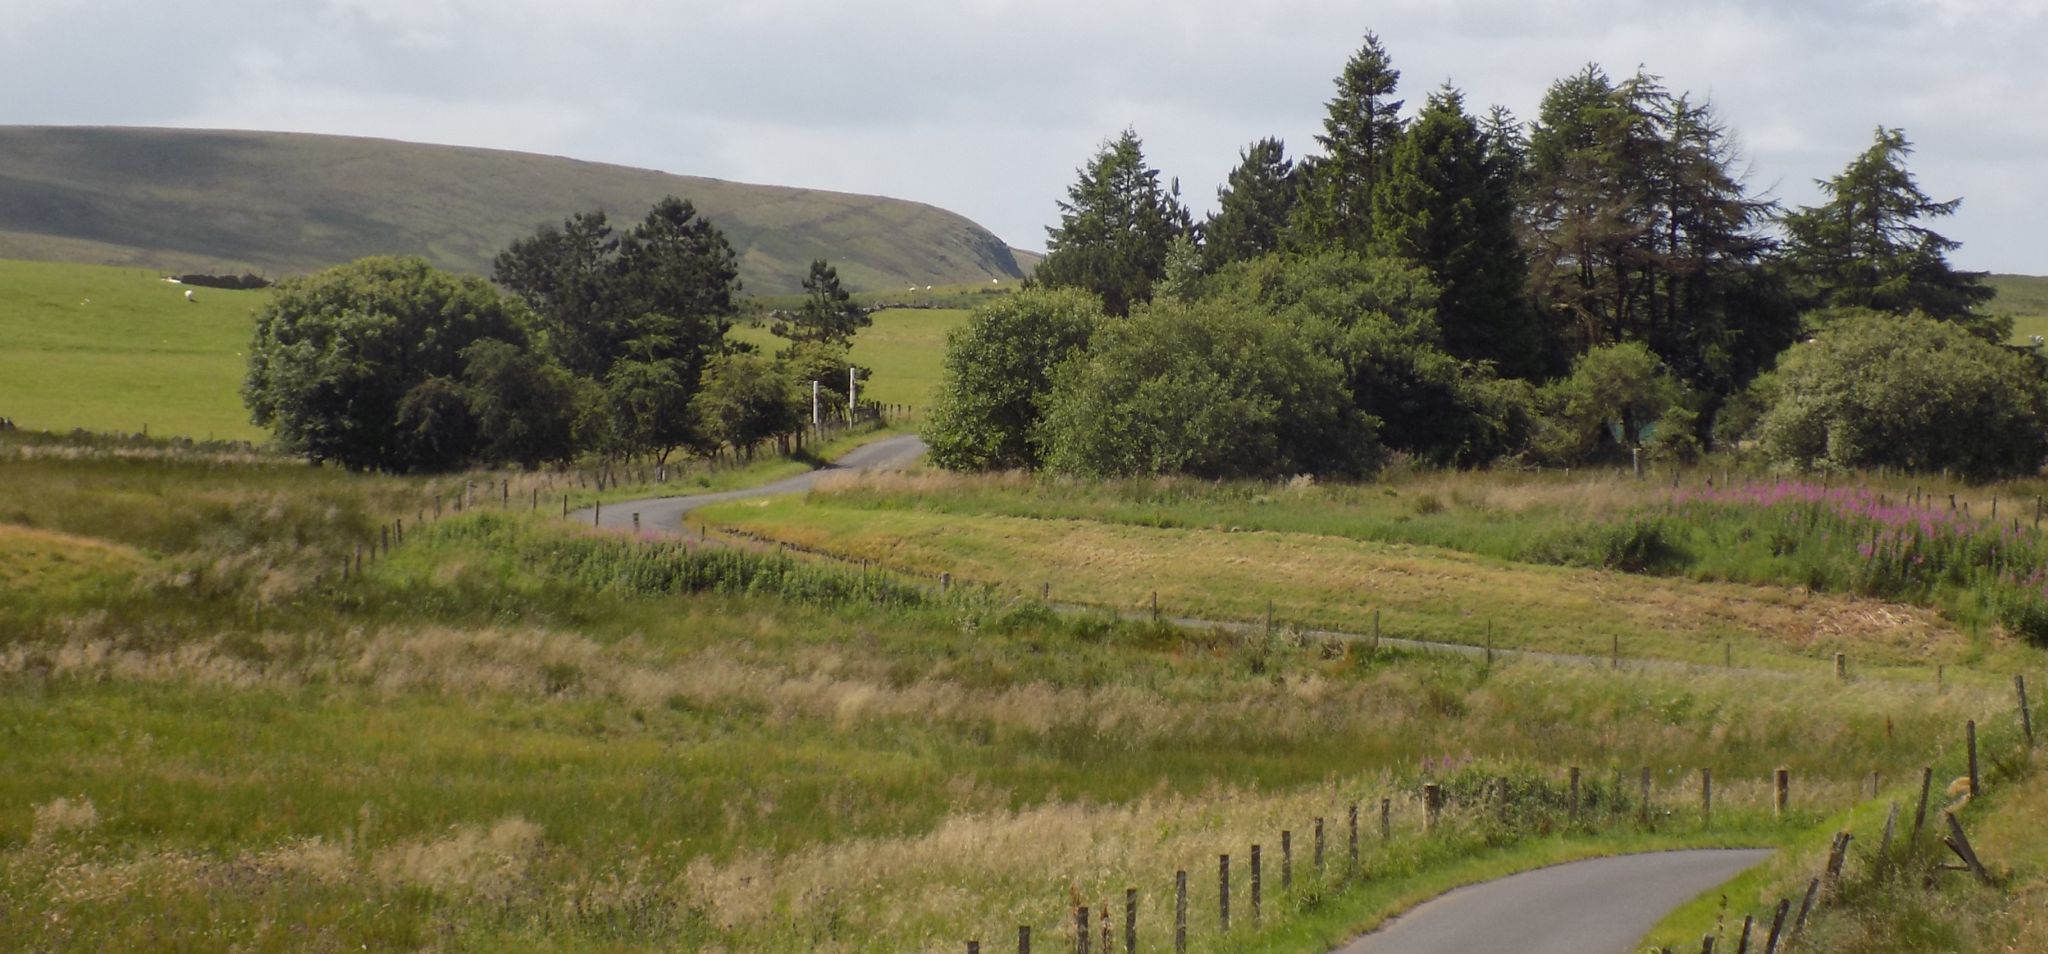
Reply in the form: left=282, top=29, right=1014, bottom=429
left=245, top=198, right=871, bottom=472
left=940, top=32, right=2034, bottom=479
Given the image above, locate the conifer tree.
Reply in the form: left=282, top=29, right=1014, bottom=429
left=1292, top=32, right=1404, bottom=252
left=1370, top=86, right=1540, bottom=376
left=1036, top=129, right=1192, bottom=316
left=1203, top=137, right=1296, bottom=271
left=1781, top=126, right=1993, bottom=327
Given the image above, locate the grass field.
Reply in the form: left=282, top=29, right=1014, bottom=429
left=0, top=259, right=267, bottom=440
left=1991, top=274, right=2048, bottom=343
left=0, top=258, right=964, bottom=440
left=6, top=432, right=2031, bottom=951
left=732, top=307, right=968, bottom=410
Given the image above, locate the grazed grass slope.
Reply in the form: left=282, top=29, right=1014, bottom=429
left=0, top=258, right=266, bottom=439
left=0, top=126, right=1024, bottom=293
left=731, top=308, right=968, bottom=409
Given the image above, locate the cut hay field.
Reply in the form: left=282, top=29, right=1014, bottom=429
left=0, top=259, right=267, bottom=440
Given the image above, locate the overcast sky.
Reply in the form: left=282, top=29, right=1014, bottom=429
left=4, top=0, right=2043, bottom=272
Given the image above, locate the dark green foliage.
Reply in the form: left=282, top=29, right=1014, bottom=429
left=1531, top=342, right=1695, bottom=464
left=925, top=288, right=1105, bottom=471
left=695, top=351, right=804, bottom=456
left=1521, top=67, right=1792, bottom=397
left=1371, top=86, right=1543, bottom=376
left=1780, top=127, right=1996, bottom=330
left=1207, top=251, right=1532, bottom=467
left=1291, top=32, right=1404, bottom=252
left=1035, top=129, right=1192, bottom=316
left=590, top=356, right=705, bottom=467
left=1038, top=295, right=1377, bottom=479
left=491, top=197, right=748, bottom=461
left=1756, top=311, right=2048, bottom=478
left=492, top=210, right=621, bottom=378
left=1203, top=137, right=1297, bottom=271
left=771, top=259, right=870, bottom=346
left=459, top=340, right=583, bottom=469
left=243, top=257, right=543, bottom=472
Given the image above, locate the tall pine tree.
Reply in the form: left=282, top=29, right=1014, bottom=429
left=1370, top=86, right=1540, bottom=376
left=1781, top=126, right=1994, bottom=328
left=1203, top=137, right=1296, bottom=272
left=1291, top=32, right=1404, bottom=253
left=1036, top=129, right=1192, bottom=316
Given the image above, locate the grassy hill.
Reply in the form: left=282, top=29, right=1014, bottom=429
left=1989, top=273, right=2048, bottom=341
left=0, top=126, right=1025, bottom=294
left=0, top=259, right=267, bottom=440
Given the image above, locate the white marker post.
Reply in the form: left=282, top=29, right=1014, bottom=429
left=812, top=379, right=821, bottom=427
left=847, top=366, right=858, bottom=425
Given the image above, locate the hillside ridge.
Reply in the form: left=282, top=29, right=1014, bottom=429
left=0, top=125, right=1025, bottom=293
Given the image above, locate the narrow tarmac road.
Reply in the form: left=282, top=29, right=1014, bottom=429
left=570, top=433, right=927, bottom=533
left=1336, top=848, right=1773, bottom=954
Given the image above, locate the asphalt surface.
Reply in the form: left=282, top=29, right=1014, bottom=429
left=1336, top=848, right=1773, bottom=954
left=569, top=433, right=927, bottom=534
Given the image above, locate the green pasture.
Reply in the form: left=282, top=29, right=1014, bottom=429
left=0, top=259, right=267, bottom=440
left=732, top=307, right=967, bottom=409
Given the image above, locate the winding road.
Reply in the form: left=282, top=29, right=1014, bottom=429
left=1338, top=849, right=1772, bottom=954
left=570, top=433, right=927, bottom=533
left=575, top=436, right=1774, bottom=953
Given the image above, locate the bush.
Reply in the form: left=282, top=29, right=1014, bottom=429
left=924, top=287, right=1104, bottom=471
left=1756, top=310, right=2048, bottom=478
left=1037, top=296, right=1377, bottom=478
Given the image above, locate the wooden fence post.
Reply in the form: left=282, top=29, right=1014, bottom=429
left=2019, top=675, right=2035, bottom=748
left=1218, top=854, right=1230, bottom=933
left=1174, top=870, right=1187, bottom=954
left=1612, top=634, right=1620, bottom=670
left=1348, top=803, right=1359, bottom=871
left=1280, top=831, right=1291, bottom=890
left=1968, top=720, right=1980, bottom=798
left=1835, top=652, right=1847, bottom=680
left=1250, top=844, right=1262, bottom=923
left=1380, top=797, right=1392, bottom=842
left=941, top=572, right=952, bottom=594
left=1569, top=766, right=1582, bottom=823
left=1914, top=766, right=1934, bottom=839
left=1791, top=877, right=1819, bottom=939
left=1639, top=766, right=1652, bottom=823
left=970, top=941, right=980, bottom=954
left=1775, top=768, right=1789, bottom=817
left=1020, top=925, right=1031, bottom=954
left=1151, top=591, right=1159, bottom=624
left=593, top=500, right=601, bottom=527
left=1315, top=816, right=1326, bottom=875
left=632, top=512, right=640, bottom=533
left=1423, top=784, right=1443, bottom=832
left=1823, top=832, right=1853, bottom=896
left=1076, top=905, right=1089, bottom=954
left=1124, top=887, right=1136, bottom=954
left=1764, top=897, right=1790, bottom=954
left=1701, top=768, right=1712, bottom=826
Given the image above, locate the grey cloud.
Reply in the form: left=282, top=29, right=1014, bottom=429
left=1, top=0, right=2041, bottom=270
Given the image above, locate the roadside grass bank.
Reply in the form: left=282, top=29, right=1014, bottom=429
left=1644, top=715, right=2041, bottom=953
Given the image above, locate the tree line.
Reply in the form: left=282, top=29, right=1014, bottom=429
left=931, top=33, right=2042, bottom=479
left=243, top=198, right=873, bottom=472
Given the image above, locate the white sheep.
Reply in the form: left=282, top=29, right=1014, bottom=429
left=184, top=289, right=195, bottom=302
